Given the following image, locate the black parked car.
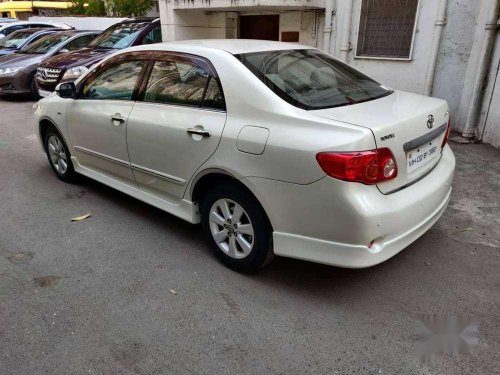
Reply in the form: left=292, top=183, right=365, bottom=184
left=36, top=18, right=162, bottom=96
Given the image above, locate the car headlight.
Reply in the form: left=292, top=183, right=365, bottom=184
left=0, top=67, right=21, bottom=75
left=62, top=66, right=89, bottom=81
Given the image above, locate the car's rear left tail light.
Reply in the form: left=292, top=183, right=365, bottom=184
left=441, top=118, right=451, bottom=149
left=316, top=148, right=397, bottom=184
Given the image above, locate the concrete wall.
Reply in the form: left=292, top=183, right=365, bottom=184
left=160, top=5, right=321, bottom=46
left=168, top=0, right=325, bottom=10
left=479, top=34, right=500, bottom=147
left=340, top=0, right=481, bottom=121
left=160, top=0, right=480, bottom=107
left=425, top=0, right=481, bottom=118
left=164, top=10, right=230, bottom=41
left=340, top=0, right=437, bottom=95
left=157, top=0, right=500, bottom=147
left=29, top=16, right=126, bottom=30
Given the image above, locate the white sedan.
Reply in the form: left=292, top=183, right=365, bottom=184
left=34, top=40, right=455, bottom=272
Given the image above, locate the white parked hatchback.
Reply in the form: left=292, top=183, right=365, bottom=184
left=34, top=40, right=455, bottom=272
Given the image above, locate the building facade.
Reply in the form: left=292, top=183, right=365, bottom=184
left=158, top=0, right=500, bottom=148
left=0, top=1, right=76, bottom=19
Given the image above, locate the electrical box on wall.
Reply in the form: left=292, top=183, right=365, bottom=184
left=281, top=31, right=300, bottom=42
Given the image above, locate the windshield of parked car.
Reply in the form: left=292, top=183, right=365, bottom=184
left=236, top=49, right=393, bottom=110
left=89, top=22, right=148, bottom=49
left=22, top=33, right=70, bottom=54
left=0, top=30, right=33, bottom=49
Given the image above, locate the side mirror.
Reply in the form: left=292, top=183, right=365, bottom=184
left=55, top=82, right=76, bottom=99
left=58, top=48, right=69, bottom=54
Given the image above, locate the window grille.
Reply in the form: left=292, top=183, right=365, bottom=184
left=356, top=0, right=419, bottom=59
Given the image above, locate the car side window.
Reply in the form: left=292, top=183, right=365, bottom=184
left=202, top=77, right=225, bottom=110
left=82, top=60, right=145, bottom=101
left=144, top=59, right=225, bottom=110
left=4, top=25, right=23, bottom=35
left=66, top=35, right=96, bottom=51
left=144, top=60, right=207, bottom=107
left=141, top=26, right=162, bottom=45
left=31, top=32, right=53, bottom=43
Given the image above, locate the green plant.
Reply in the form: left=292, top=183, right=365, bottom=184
left=70, top=0, right=86, bottom=15
left=85, top=0, right=106, bottom=16
left=110, top=0, right=152, bottom=17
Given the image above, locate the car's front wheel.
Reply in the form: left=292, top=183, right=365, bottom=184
left=44, top=128, right=77, bottom=183
left=200, top=184, right=273, bottom=272
left=29, top=75, right=39, bottom=99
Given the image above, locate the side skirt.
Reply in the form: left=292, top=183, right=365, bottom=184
left=72, top=157, right=200, bottom=224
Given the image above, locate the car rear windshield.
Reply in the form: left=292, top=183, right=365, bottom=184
left=236, top=49, right=393, bottom=110
left=89, top=22, right=149, bottom=49
left=22, top=33, right=70, bottom=54
left=0, top=30, right=33, bottom=49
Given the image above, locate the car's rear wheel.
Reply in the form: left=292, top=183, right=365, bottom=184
left=44, top=128, right=77, bottom=183
left=200, top=184, right=273, bottom=272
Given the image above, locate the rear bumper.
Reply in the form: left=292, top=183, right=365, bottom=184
left=245, top=145, right=456, bottom=268
left=273, top=186, right=450, bottom=268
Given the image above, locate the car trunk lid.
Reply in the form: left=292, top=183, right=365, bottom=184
left=311, top=90, right=449, bottom=194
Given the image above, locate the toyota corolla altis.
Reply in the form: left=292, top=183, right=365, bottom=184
left=34, top=40, right=455, bottom=272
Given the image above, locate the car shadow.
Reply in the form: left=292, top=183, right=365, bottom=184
left=0, top=94, right=36, bottom=102
left=72, top=173, right=413, bottom=292
left=75, top=174, right=203, bottom=244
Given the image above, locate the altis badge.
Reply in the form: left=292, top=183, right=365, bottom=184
left=380, top=133, right=395, bottom=141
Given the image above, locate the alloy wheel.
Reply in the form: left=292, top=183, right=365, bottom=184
left=209, top=198, right=255, bottom=259
left=47, top=135, right=68, bottom=174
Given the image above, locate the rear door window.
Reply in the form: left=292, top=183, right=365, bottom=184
left=143, top=57, right=225, bottom=110
left=202, top=77, right=225, bottom=110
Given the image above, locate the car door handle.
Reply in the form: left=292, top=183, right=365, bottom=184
left=187, top=128, right=211, bottom=137
left=110, top=114, right=126, bottom=125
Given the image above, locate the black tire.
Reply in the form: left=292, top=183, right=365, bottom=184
left=44, top=128, right=78, bottom=183
left=200, top=184, right=274, bottom=272
left=29, top=74, right=40, bottom=99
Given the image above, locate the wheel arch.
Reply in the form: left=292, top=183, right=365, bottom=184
left=190, top=169, right=274, bottom=231
left=38, top=117, right=66, bottom=152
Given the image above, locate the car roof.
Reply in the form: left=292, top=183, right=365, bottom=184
left=9, top=27, right=62, bottom=35
left=1, top=21, right=54, bottom=26
left=121, top=17, right=159, bottom=24
left=49, top=29, right=100, bottom=36
left=135, top=39, right=314, bottom=55
left=0, top=21, right=61, bottom=30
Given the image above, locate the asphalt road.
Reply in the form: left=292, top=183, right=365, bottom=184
left=0, top=98, right=499, bottom=375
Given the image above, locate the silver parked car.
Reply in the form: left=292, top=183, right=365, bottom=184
left=34, top=40, right=455, bottom=272
left=0, top=30, right=98, bottom=97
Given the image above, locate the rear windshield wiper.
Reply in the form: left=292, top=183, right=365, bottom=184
left=345, top=96, right=359, bottom=105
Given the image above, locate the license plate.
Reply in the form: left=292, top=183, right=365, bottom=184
left=38, top=89, right=51, bottom=98
left=406, top=138, right=439, bottom=174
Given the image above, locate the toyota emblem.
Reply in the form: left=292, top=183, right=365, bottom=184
left=427, top=114, right=435, bottom=129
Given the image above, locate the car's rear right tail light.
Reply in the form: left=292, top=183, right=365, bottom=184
left=441, top=118, right=451, bottom=149
left=316, top=148, right=398, bottom=184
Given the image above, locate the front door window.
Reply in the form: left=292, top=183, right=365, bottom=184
left=82, top=60, right=145, bottom=100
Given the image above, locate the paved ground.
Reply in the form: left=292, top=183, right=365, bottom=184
left=0, top=98, right=499, bottom=375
